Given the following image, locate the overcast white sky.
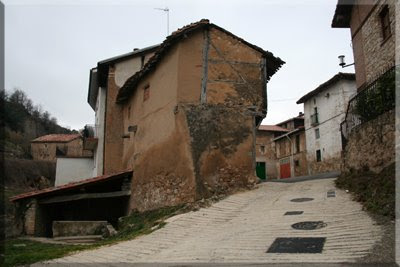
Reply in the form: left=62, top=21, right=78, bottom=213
left=4, top=0, right=354, bottom=130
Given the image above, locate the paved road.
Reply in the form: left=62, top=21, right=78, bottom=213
left=41, top=178, right=382, bottom=264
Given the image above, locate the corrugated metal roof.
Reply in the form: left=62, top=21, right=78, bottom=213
left=31, top=134, right=81, bottom=143
left=116, top=19, right=285, bottom=103
left=10, top=170, right=133, bottom=202
left=258, top=125, right=290, bottom=132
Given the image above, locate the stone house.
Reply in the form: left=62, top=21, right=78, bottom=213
left=296, top=73, right=357, bottom=174
left=255, top=125, right=289, bottom=180
left=332, top=0, right=396, bottom=172
left=113, top=19, right=284, bottom=212
left=273, top=114, right=308, bottom=178
left=11, top=19, right=284, bottom=236
left=30, top=134, right=91, bottom=162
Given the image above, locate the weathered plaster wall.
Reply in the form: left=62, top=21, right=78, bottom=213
left=104, top=66, right=124, bottom=174
left=255, top=130, right=278, bottom=179
left=303, top=79, right=357, bottom=174
left=184, top=105, right=256, bottom=199
left=121, top=45, right=197, bottom=212
left=55, top=157, right=94, bottom=186
left=206, top=28, right=264, bottom=109
left=177, top=30, right=203, bottom=103
left=118, top=27, right=268, bottom=212
left=104, top=51, right=154, bottom=175
left=343, top=109, right=395, bottom=173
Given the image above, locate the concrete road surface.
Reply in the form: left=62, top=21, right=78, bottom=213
left=38, top=178, right=382, bottom=265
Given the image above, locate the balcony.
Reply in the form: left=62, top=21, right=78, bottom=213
left=341, top=65, right=395, bottom=144
left=310, top=113, right=319, bottom=126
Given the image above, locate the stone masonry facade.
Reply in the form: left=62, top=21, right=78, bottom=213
left=343, top=109, right=395, bottom=173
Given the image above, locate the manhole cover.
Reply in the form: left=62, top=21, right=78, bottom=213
left=291, top=221, right=327, bottom=230
left=290, top=198, right=314, bottom=202
left=267, top=237, right=326, bottom=253
left=284, top=211, right=303, bottom=215
left=327, top=190, right=336, bottom=198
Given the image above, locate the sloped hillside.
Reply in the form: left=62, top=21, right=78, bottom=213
left=1, top=89, right=76, bottom=159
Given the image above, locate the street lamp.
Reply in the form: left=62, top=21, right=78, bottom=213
left=338, top=55, right=354, bottom=68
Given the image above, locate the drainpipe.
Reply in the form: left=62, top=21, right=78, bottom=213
left=284, top=134, right=295, bottom=178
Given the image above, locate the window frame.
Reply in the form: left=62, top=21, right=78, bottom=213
left=315, top=128, right=320, bottom=139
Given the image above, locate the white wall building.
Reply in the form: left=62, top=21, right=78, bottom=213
left=296, top=73, right=357, bottom=174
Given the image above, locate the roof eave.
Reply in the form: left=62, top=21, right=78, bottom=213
left=331, top=0, right=354, bottom=28
left=116, top=20, right=285, bottom=104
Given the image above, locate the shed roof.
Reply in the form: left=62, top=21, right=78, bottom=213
left=258, top=125, right=290, bottom=132
left=116, top=19, right=285, bottom=103
left=10, top=170, right=133, bottom=202
left=296, top=72, right=355, bottom=104
left=31, top=134, right=81, bottom=143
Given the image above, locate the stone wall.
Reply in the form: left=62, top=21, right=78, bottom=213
left=343, top=109, right=395, bottom=173
left=350, top=0, right=396, bottom=89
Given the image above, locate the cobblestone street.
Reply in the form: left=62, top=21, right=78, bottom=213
left=39, top=178, right=382, bottom=265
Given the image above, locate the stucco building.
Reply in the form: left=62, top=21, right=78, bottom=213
left=332, top=0, right=396, bottom=172
left=273, top=114, right=308, bottom=179
left=255, top=125, right=288, bottom=180
left=297, top=73, right=357, bottom=174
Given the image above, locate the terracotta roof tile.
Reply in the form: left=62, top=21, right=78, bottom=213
left=10, top=170, right=133, bottom=202
left=116, top=19, right=285, bottom=103
left=31, top=134, right=81, bottom=143
left=258, top=125, right=290, bottom=132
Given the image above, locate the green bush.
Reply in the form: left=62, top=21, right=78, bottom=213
left=335, top=163, right=395, bottom=218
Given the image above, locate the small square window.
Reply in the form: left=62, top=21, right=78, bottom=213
left=316, top=149, right=322, bottom=162
left=260, top=145, right=265, bottom=154
left=294, top=160, right=299, bottom=167
left=315, top=128, right=320, bottom=139
left=143, top=84, right=150, bottom=102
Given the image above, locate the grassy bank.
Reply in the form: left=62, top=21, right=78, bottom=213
left=4, top=205, right=186, bottom=266
left=335, top=163, right=395, bottom=218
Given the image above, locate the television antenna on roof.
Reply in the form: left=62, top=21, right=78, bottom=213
left=154, top=7, right=169, bottom=36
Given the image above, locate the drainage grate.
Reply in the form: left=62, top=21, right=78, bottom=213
left=327, top=190, right=336, bottom=198
left=267, top=237, right=326, bottom=253
left=291, top=221, right=327, bottom=230
left=290, top=198, right=314, bottom=202
left=284, top=211, right=304, bottom=215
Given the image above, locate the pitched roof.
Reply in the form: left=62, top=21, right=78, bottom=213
left=331, top=0, right=355, bottom=28
left=31, top=134, right=81, bottom=143
left=116, top=19, right=285, bottom=103
left=10, top=170, right=133, bottom=202
left=273, top=126, right=305, bottom=141
left=296, top=73, right=355, bottom=104
left=276, top=114, right=304, bottom=126
left=258, top=125, right=290, bottom=132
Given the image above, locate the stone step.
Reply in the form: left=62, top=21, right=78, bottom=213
left=53, top=235, right=103, bottom=244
